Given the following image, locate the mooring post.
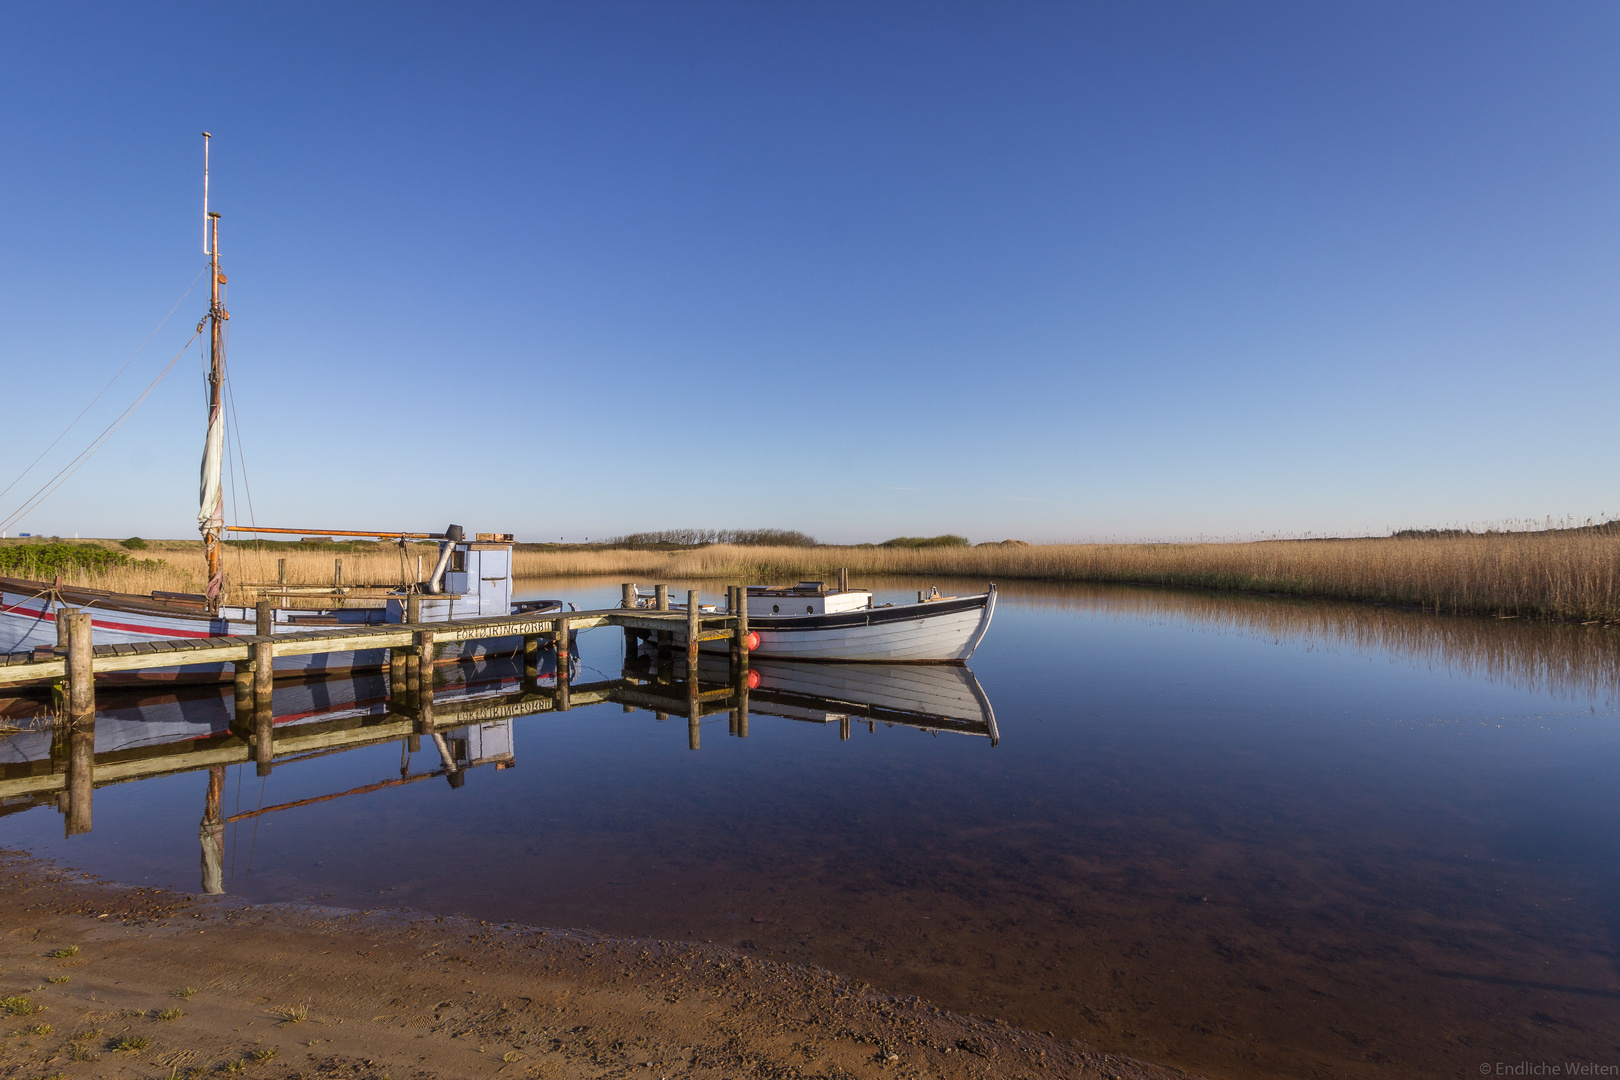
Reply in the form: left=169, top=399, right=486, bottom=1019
left=415, top=628, right=436, bottom=732
left=655, top=584, right=669, bottom=611
left=555, top=616, right=572, bottom=711
left=63, top=612, right=96, bottom=835
left=736, top=585, right=750, bottom=679
left=67, top=611, right=95, bottom=726
left=839, top=566, right=848, bottom=592
left=621, top=583, right=637, bottom=659
left=405, top=593, right=423, bottom=708
left=252, top=632, right=274, bottom=777
left=52, top=605, right=79, bottom=712
left=840, top=715, right=851, bottom=741
left=523, top=634, right=540, bottom=693
left=685, top=589, right=701, bottom=687
left=277, top=557, right=286, bottom=588
left=256, top=598, right=272, bottom=637
left=334, top=558, right=343, bottom=588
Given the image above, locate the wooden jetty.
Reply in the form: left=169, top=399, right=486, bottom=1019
left=0, top=586, right=754, bottom=832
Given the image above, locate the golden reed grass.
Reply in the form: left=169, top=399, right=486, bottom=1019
left=38, top=533, right=1620, bottom=622
left=504, top=533, right=1620, bottom=622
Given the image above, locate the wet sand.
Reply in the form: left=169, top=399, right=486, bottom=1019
left=0, top=851, right=1193, bottom=1080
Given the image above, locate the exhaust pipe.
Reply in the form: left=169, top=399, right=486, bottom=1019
left=423, top=524, right=465, bottom=595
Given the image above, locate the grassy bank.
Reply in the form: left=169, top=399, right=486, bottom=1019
left=5, top=532, right=1616, bottom=622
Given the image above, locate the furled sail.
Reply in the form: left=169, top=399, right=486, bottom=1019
left=197, top=406, right=224, bottom=533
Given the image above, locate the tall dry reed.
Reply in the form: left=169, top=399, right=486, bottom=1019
left=26, top=533, right=1620, bottom=623
left=511, top=534, right=1620, bottom=622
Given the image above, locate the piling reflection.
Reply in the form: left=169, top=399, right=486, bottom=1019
left=0, top=650, right=996, bottom=894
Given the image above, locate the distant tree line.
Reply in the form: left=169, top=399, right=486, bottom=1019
left=607, top=529, right=818, bottom=548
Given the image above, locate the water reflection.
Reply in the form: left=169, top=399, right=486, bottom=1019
left=0, top=653, right=998, bottom=895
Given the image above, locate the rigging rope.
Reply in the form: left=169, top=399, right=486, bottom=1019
left=0, top=327, right=202, bottom=535
left=0, top=266, right=208, bottom=507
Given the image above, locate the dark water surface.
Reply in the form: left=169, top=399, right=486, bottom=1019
left=4, top=579, right=1618, bottom=1079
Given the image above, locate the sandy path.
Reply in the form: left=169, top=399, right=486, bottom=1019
left=0, top=852, right=1195, bottom=1080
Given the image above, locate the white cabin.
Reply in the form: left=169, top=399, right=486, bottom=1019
left=387, top=537, right=512, bottom=622
left=746, top=582, right=872, bottom=618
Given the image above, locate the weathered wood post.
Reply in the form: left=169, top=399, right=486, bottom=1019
left=655, top=584, right=669, bottom=611
left=686, top=590, right=701, bottom=684
left=66, top=611, right=96, bottom=725
left=334, top=558, right=343, bottom=588
left=736, top=585, right=750, bottom=680
left=405, top=593, right=422, bottom=709
left=64, top=612, right=96, bottom=835
left=252, top=604, right=274, bottom=776
left=555, top=616, right=571, bottom=711
left=654, top=585, right=672, bottom=684
left=839, top=566, right=848, bottom=592
left=52, top=605, right=78, bottom=713
left=277, top=557, right=286, bottom=588
left=232, top=658, right=254, bottom=736
left=621, top=583, right=637, bottom=659
left=415, top=628, right=436, bottom=732
left=840, top=715, right=851, bottom=741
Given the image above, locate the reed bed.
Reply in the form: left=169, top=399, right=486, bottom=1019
left=509, top=533, right=1620, bottom=622
left=11, top=533, right=1617, bottom=623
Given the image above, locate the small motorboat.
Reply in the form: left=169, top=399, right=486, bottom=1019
left=636, top=578, right=995, bottom=663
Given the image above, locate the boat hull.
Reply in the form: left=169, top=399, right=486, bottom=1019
left=0, top=579, right=563, bottom=685
left=699, top=589, right=995, bottom=663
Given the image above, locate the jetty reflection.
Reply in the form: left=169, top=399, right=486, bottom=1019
left=0, top=654, right=997, bottom=892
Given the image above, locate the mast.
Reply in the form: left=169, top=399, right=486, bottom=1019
left=199, top=132, right=228, bottom=605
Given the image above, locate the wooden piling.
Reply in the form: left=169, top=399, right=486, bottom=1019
left=256, top=599, right=272, bottom=637
left=655, top=585, right=669, bottom=611
left=66, top=612, right=95, bottom=726
left=334, top=558, right=343, bottom=588
left=252, top=634, right=274, bottom=776
left=840, top=715, right=850, bottom=741
left=736, top=587, right=750, bottom=678
left=622, top=583, right=637, bottom=659
left=686, top=589, right=700, bottom=687
left=52, top=606, right=78, bottom=713
left=839, top=566, right=848, bottom=592
left=277, top=557, right=286, bottom=587
left=555, top=617, right=571, bottom=711
left=415, top=629, right=436, bottom=732
left=406, top=593, right=421, bottom=624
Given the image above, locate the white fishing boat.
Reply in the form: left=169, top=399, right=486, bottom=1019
left=0, top=137, right=562, bottom=682
left=637, top=578, right=996, bottom=663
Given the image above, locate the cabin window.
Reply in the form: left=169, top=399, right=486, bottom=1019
left=449, top=551, right=466, bottom=573
left=806, top=605, right=814, bottom=613
left=771, top=604, right=779, bottom=614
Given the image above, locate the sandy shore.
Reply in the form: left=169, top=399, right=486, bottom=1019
left=0, top=852, right=1195, bottom=1080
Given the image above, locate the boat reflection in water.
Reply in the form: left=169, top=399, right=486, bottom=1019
left=0, top=652, right=996, bottom=893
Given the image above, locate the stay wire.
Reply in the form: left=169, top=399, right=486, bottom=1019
left=0, top=326, right=203, bottom=534
left=0, top=265, right=208, bottom=506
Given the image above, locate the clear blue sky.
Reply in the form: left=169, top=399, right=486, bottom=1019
left=2, top=2, right=1615, bottom=544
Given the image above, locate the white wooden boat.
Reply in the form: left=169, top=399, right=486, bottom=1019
left=644, top=581, right=996, bottom=663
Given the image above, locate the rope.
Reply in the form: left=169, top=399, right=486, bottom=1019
left=0, top=266, right=207, bottom=507
left=0, top=327, right=202, bottom=535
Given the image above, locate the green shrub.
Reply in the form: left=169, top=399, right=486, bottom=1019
left=120, top=537, right=148, bottom=550
left=878, top=535, right=970, bottom=549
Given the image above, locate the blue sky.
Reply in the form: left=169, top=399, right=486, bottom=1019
left=1, top=2, right=1615, bottom=543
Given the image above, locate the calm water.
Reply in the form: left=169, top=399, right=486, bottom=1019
left=3, top=579, right=1618, bottom=1079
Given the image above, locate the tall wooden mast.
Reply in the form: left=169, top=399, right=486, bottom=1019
left=200, top=133, right=228, bottom=605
